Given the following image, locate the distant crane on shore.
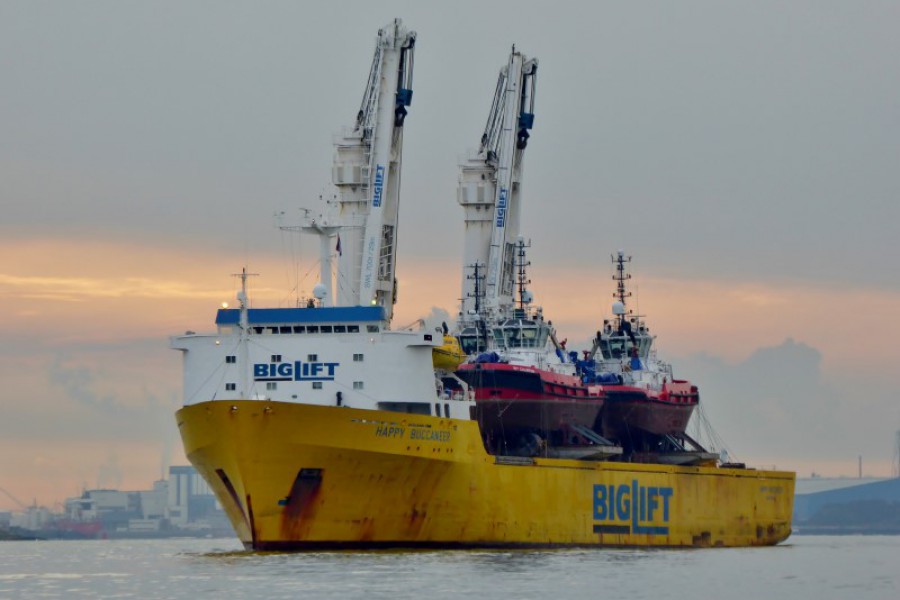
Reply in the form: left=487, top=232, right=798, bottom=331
left=0, top=486, right=32, bottom=511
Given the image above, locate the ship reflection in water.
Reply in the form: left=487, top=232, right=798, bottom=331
left=1, top=537, right=898, bottom=599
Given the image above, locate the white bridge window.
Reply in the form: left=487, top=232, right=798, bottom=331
left=225, top=355, right=236, bottom=364
left=266, top=382, right=277, bottom=390
left=353, top=381, right=364, bottom=390
left=307, top=354, right=318, bottom=362
left=271, top=354, right=282, bottom=362
left=353, top=353, right=364, bottom=362
left=312, top=382, right=323, bottom=390
left=225, top=383, right=236, bottom=391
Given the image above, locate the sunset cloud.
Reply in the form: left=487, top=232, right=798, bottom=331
left=0, top=273, right=230, bottom=301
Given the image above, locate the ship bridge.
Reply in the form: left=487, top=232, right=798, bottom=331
left=598, top=330, right=653, bottom=360
left=215, top=306, right=386, bottom=336
left=492, top=317, right=550, bottom=350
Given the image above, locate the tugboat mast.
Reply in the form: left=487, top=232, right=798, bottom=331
left=612, top=250, right=632, bottom=328
left=515, top=237, right=531, bottom=313
left=466, top=262, right=486, bottom=316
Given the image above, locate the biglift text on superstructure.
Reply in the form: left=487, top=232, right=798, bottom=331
left=253, top=360, right=339, bottom=382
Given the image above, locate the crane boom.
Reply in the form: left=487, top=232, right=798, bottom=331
left=328, top=19, right=415, bottom=322
left=458, top=49, right=537, bottom=320
left=0, top=486, right=29, bottom=510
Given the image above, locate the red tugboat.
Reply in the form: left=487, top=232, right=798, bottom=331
left=579, top=251, right=705, bottom=463
left=454, top=242, right=618, bottom=460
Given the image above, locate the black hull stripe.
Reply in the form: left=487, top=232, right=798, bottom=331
left=458, top=368, right=594, bottom=399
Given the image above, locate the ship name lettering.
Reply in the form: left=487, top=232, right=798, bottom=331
left=375, top=425, right=405, bottom=438
left=592, top=480, right=673, bottom=535
left=409, top=428, right=451, bottom=442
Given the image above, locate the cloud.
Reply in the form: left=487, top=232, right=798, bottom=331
left=96, top=453, right=124, bottom=490
left=48, top=353, right=159, bottom=413
left=678, top=338, right=895, bottom=473
left=0, top=344, right=184, bottom=509
left=0, top=345, right=179, bottom=446
left=421, top=307, right=453, bottom=334
left=0, top=273, right=240, bottom=302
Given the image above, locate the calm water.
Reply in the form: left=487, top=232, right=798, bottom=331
left=0, top=535, right=897, bottom=599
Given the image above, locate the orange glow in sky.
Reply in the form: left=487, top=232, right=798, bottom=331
left=2, top=237, right=897, bottom=510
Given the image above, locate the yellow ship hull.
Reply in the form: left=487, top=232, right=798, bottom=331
left=176, top=401, right=794, bottom=549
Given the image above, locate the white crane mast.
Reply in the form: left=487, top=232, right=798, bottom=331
left=457, top=49, right=537, bottom=321
left=325, top=19, right=415, bottom=322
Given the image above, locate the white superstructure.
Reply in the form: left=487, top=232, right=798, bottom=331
left=171, top=21, right=472, bottom=420
left=170, top=289, right=468, bottom=416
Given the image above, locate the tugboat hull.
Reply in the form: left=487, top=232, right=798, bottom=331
left=456, top=363, right=605, bottom=453
left=602, top=390, right=697, bottom=437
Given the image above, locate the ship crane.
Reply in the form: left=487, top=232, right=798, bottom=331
left=0, top=486, right=32, bottom=510
left=458, top=48, right=537, bottom=323
left=291, top=19, right=415, bottom=323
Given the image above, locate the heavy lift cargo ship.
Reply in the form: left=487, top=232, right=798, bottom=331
left=173, top=20, right=794, bottom=550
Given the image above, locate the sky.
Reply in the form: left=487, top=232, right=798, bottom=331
left=1, top=0, right=899, bottom=510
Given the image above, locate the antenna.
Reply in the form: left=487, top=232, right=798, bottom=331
left=232, top=268, right=258, bottom=397
left=466, top=262, right=486, bottom=315
left=464, top=261, right=489, bottom=353
left=611, top=250, right=632, bottom=327
left=232, top=268, right=259, bottom=309
left=514, top=237, right=531, bottom=312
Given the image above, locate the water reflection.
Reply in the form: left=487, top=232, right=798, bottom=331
left=19, top=537, right=881, bottom=600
